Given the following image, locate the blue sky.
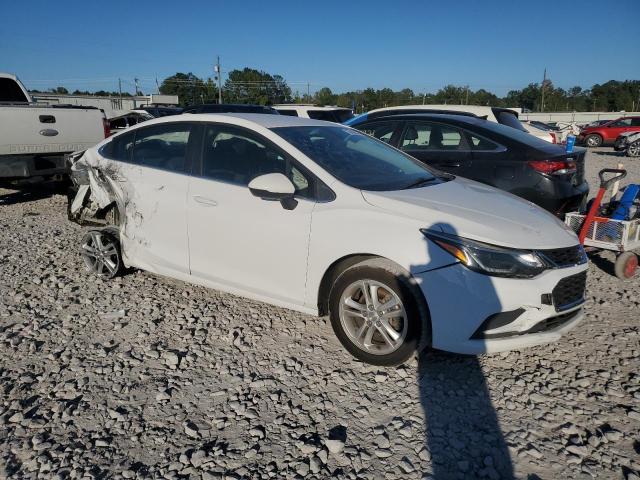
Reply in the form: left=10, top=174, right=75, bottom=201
left=1, top=0, right=639, bottom=96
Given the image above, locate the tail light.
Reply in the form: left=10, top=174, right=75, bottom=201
left=550, top=132, right=557, bottom=144
left=528, top=159, right=576, bottom=176
left=103, top=117, right=111, bottom=138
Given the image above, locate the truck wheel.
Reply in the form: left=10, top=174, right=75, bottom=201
left=627, top=141, right=640, bottom=157
left=614, top=252, right=638, bottom=280
left=80, top=229, right=123, bottom=279
left=584, top=134, right=603, bottom=147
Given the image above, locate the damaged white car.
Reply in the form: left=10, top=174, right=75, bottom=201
left=68, top=113, right=588, bottom=366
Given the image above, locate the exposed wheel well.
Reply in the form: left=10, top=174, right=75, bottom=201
left=317, top=254, right=432, bottom=349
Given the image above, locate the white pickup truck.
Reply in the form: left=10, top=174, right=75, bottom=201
left=0, top=72, right=108, bottom=186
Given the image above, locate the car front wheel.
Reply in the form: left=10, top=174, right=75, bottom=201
left=80, top=228, right=123, bottom=279
left=329, top=260, right=423, bottom=366
left=585, top=134, right=603, bottom=147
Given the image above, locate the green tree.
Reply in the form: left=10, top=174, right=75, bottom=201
left=223, top=68, right=291, bottom=105
left=160, top=72, right=217, bottom=106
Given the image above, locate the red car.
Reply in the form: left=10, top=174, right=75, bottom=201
left=579, top=116, right=640, bottom=147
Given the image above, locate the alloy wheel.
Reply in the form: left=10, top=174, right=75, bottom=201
left=80, top=230, right=121, bottom=278
left=338, top=279, right=408, bottom=355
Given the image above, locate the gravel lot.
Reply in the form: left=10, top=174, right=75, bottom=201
left=1, top=147, right=639, bottom=480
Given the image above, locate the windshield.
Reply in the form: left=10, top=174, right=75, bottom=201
left=272, top=126, right=437, bottom=191
left=307, top=109, right=354, bottom=123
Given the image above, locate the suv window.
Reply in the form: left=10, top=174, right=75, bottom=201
left=131, top=123, right=192, bottom=172
left=307, top=110, right=354, bottom=123
left=611, top=118, right=632, bottom=127
left=201, top=125, right=319, bottom=200
left=401, top=122, right=466, bottom=151
left=357, top=121, right=399, bottom=144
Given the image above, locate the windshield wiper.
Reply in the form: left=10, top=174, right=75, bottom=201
left=404, top=177, right=437, bottom=189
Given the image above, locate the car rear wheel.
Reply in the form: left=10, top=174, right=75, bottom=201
left=584, top=134, right=603, bottom=147
left=80, top=228, right=123, bottom=279
left=329, top=260, right=423, bottom=366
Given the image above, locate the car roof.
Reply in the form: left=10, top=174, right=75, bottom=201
left=355, top=112, right=491, bottom=126
left=126, top=112, right=335, bottom=130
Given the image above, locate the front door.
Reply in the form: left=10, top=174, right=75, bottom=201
left=398, top=121, right=473, bottom=177
left=187, top=124, right=316, bottom=306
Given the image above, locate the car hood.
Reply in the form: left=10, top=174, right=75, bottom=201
left=361, top=177, right=579, bottom=249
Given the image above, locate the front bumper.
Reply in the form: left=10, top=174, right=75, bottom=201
left=414, top=262, right=587, bottom=355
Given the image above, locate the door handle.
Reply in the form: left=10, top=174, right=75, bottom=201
left=193, top=195, right=217, bottom=206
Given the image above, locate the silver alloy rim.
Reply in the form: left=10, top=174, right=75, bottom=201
left=587, top=136, right=600, bottom=147
left=81, top=231, right=119, bottom=277
left=628, top=142, right=640, bottom=156
left=338, top=279, right=408, bottom=355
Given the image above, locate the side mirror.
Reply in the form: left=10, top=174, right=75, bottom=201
left=248, top=173, right=297, bottom=210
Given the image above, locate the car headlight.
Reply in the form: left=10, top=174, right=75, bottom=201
left=421, top=230, right=547, bottom=279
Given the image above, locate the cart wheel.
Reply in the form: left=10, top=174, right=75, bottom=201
left=614, top=252, right=638, bottom=280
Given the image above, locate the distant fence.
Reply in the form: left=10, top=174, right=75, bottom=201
left=520, top=111, right=640, bottom=124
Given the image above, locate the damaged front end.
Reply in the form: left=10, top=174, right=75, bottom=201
left=66, top=150, right=125, bottom=227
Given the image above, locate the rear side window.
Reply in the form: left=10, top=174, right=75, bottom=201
left=632, top=118, right=640, bottom=127
left=277, top=109, right=299, bottom=117
left=357, top=121, right=400, bottom=144
left=611, top=118, right=632, bottom=127
left=401, top=122, right=466, bottom=151
left=467, top=133, right=501, bottom=151
left=0, top=78, right=29, bottom=102
left=131, top=123, right=192, bottom=172
left=103, top=131, right=135, bottom=161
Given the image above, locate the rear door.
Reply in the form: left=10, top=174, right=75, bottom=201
left=116, top=122, right=197, bottom=276
left=398, top=121, right=473, bottom=177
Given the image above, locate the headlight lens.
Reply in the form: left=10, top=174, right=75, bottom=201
left=421, top=230, right=547, bottom=278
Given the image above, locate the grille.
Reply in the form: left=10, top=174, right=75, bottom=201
left=526, top=309, right=581, bottom=334
left=538, top=245, right=587, bottom=268
left=552, top=271, right=587, bottom=311
left=565, top=213, right=626, bottom=244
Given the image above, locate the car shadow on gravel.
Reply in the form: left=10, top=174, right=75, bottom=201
left=591, top=150, right=625, bottom=157
left=413, top=222, right=514, bottom=479
left=0, top=183, right=67, bottom=206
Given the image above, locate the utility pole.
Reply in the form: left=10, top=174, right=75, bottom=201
left=134, top=77, right=140, bottom=96
left=118, top=78, right=122, bottom=109
left=540, top=68, right=547, bottom=112
left=465, top=86, right=469, bottom=105
left=214, top=56, right=222, bottom=104
left=422, top=92, right=426, bottom=105
left=155, top=76, right=160, bottom=94
left=307, top=82, right=310, bottom=103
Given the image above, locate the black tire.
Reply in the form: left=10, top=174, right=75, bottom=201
left=80, top=228, right=123, bottom=279
left=614, top=251, right=638, bottom=280
left=627, top=140, right=640, bottom=157
left=328, top=259, right=425, bottom=366
left=584, top=134, right=603, bottom=148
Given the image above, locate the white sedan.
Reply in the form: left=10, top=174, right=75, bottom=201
left=68, top=114, right=588, bottom=366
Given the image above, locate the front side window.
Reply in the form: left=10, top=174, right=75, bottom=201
left=131, top=123, right=192, bottom=172
left=401, top=122, right=466, bottom=151
left=272, top=126, right=438, bottom=191
left=201, top=125, right=316, bottom=199
left=357, top=121, right=399, bottom=144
